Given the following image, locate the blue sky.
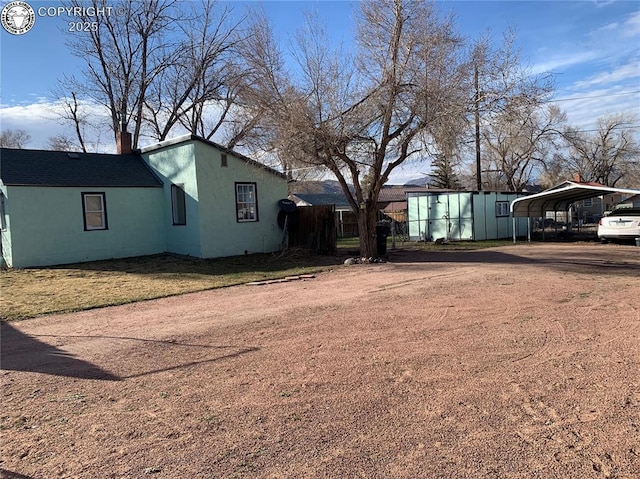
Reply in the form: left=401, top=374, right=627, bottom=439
left=1, top=0, right=639, bottom=182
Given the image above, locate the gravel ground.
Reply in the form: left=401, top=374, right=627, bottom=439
left=1, top=242, right=639, bottom=479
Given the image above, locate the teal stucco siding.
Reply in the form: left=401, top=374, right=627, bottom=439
left=3, top=185, right=165, bottom=268
left=193, top=141, right=286, bottom=257
left=142, top=142, right=202, bottom=257
left=144, top=137, right=287, bottom=259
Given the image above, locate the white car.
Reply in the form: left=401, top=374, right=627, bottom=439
left=598, top=207, right=640, bottom=242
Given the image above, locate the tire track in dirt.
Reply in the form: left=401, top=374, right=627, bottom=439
left=366, top=268, right=477, bottom=293
left=510, top=318, right=568, bottom=365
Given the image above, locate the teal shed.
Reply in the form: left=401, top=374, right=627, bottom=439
left=407, top=191, right=529, bottom=242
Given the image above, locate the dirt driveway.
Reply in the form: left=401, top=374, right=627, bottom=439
left=2, top=243, right=639, bottom=479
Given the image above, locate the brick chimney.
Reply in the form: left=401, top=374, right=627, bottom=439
left=573, top=173, right=582, bottom=182
left=117, top=130, right=132, bottom=155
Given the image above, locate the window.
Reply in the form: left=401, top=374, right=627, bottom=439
left=82, top=193, right=107, bottom=230
left=582, top=198, right=593, bottom=207
left=495, top=201, right=509, bottom=217
left=235, top=182, right=258, bottom=222
left=221, top=153, right=228, bottom=167
left=171, top=184, right=187, bottom=225
left=0, top=191, right=6, bottom=231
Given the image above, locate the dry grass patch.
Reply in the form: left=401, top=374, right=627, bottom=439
left=0, top=252, right=340, bottom=320
left=1, top=240, right=517, bottom=321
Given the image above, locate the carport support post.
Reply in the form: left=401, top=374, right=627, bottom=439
left=512, top=216, right=516, bottom=244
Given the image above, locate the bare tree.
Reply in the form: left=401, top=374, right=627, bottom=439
left=47, top=135, right=79, bottom=151
left=59, top=0, right=188, bottom=148
left=0, top=129, right=31, bottom=148
left=470, top=30, right=555, bottom=190
left=537, top=152, right=571, bottom=188
left=559, top=114, right=639, bottom=187
left=144, top=1, right=252, bottom=145
left=244, top=0, right=469, bottom=256
left=54, top=0, right=261, bottom=152
left=48, top=90, right=92, bottom=152
left=481, top=104, right=566, bottom=190
left=59, top=0, right=179, bottom=150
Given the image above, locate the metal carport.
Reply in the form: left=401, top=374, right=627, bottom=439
left=510, top=181, right=640, bottom=242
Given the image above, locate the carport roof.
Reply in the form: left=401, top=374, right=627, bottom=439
left=510, top=181, right=640, bottom=217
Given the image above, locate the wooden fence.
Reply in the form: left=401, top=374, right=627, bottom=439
left=289, top=205, right=337, bottom=254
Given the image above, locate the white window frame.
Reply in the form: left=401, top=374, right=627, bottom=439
left=235, top=182, right=258, bottom=222
left=82, top=192, right=107, bottom=231
left=495, top=201, right=510, bottom=217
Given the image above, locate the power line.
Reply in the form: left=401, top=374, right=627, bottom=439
left=565, top=125, right=640, bottom=133
left=551, top=90, right=640, bottom=103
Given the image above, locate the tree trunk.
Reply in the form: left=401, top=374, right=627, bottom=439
left=357, top=201, right=379, bottom=258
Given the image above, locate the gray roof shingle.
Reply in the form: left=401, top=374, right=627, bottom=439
left=0, top=148, right=162, bottom=187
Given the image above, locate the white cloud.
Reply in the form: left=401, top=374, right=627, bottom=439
left=621, top=10, right=640, bottom=38
left=554, top=86, right=640, bottom=129
left=530, top=50, right=600, bottom=75
left=597, top=21, right=618, bottom=32
left=534, top=9, right=639, bottom=77
left=593, top=0, right=616, bottom=8
left=0, top=99, right=112, bottom=150
left=0, top=102, right=64, bottom=149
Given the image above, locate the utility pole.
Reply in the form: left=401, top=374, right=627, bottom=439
left=474, top=63, right=482, bottom=191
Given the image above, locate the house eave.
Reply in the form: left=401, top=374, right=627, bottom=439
left=2, top=183, right=164, bottom=188
left=139, top=134, right=287, bottom=180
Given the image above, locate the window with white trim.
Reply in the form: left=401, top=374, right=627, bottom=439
left=495, top=201, right=509, bottom=217
left=235, top=182, right=258, bottom=222
left=171, top=184, right=187, bottom=225
left=82, top=193, right=107, bottom=230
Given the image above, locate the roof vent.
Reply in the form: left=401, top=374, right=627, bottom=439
left=67, top=153, right=80, bottom=159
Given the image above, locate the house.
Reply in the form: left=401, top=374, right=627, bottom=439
left=570, top=193, right=625, bottom=223
left=617, top=194, right=640, bottom=208
left=0, top=134, right=288, bottom=268
left=289, top=180, right=357, bottom=237
left=561, top=175, right=635, bottom=223
left=407, top=190, right=529, bottom=241
left=289, top=181, right=434, bottom=237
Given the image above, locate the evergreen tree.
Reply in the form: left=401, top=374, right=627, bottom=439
left=429, top=154, right=462, bottom=189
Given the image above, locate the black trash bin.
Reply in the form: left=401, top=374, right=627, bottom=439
left=376, top=223, right=390, bottom=256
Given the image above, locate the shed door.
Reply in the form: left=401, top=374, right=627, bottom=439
left=427, top=195, right=450, bottom=241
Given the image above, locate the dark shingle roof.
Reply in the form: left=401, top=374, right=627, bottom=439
left=0, top=148, right=162, bottom=187
left=378, top=185, right=452, bottom=202
left=293, top=192, right=352, bottom=208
